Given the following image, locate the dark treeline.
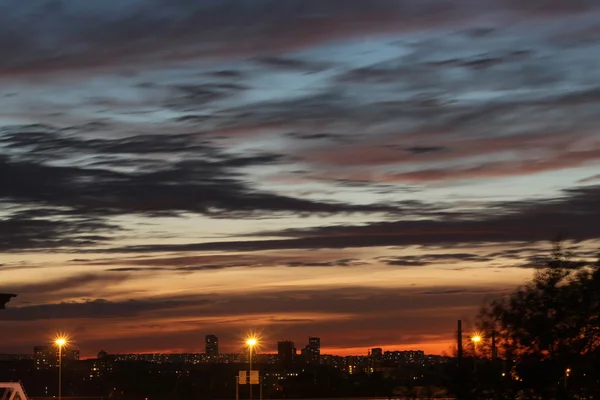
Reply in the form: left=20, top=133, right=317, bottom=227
left=455, top=239, right=600, bottom=399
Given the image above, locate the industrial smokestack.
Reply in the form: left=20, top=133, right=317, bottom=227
left=457, top=320, right=463, bottom=360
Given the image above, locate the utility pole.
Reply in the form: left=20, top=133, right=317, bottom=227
left=491, top=330, right=497, bottom=361
left=457, top=320, right=463, bottom=360
left=456, top=320, right=466, bottom=399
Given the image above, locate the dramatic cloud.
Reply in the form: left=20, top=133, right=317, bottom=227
left=0, top=126, right=398, bottom=251
left=2, top=0, right=600, bottom=356
left=0, top=209, right=119, bottom=251
left=1, top=298, right=208, bottom=321
left=98, top=185, right=600, bottom=255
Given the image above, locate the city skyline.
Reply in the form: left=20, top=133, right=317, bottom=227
left=2, top=0, right=600, bottom=357
left=7, top=334, right=444, bottom=360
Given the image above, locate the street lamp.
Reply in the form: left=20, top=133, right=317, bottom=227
left=471, top=335, right=482, bottom=357
left=246, top=337, right=258, bottom=400
left=565, top=368, right=571, bottom=389
left=55, top=338, right=67, bottom=400
left=471, top=334, right=482, bottom=379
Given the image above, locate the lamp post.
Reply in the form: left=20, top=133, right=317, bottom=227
left=246, top=338, right=257, bottom=400
left=55, top=338, right=67, bottom=400
left=471, top=335, right=482, bottom=381
left=565, top=368, right=571, bottom=389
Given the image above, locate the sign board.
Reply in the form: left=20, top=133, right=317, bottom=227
left=238, top=371, right=247, bottom=384
left=249, top=370, right=259, bottom=384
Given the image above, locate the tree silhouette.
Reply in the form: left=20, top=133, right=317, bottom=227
left=477, top=239, right=600, bottom=397
left=0, top=293, right=16, bottom=309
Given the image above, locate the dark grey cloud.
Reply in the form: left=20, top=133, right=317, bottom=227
left=107, top=264, right=233, bottom=273
left=220, top=91, right=370, bottom=132
left=1, top=125, right=215, bottom=158
left=252, top=56, right=331, bottom=73
left=337, top=47, right=565, bottom=97
left=405, top=146, right=447, bottom=154
left=106, top=267, right=168, bottom=272
left=286, top=132, right=347, bottom=142
left=0, top=286, right=490, bottom=322
left=8, top=273, right=126, bottom=295
left=578, top=174, right=600, bottom=183
left=2, top=0, right=599, bottom=76
left=1, top=298, right=210, bottom=321
left=320, top=178, right=420, bottom=195
left=208, top=70, right=245, bottom=79
left=380, top=253, right=492, bottom=267
left=0, top=273, right=130, bottom=305
left=101, top=184, right=600, bottom=253
left=0, top=125, right=399, bottom=251
left=285, top=259, right=363, bottom=267
left=425, top=50, right=534, bottom=70
left=105, top=258, right=364, bottom=273
left=0, top=209, right=119, bottom=252
left=165, top=83, right=248, bottom=110
left=507, top=252, right=597, bottom=269
left=0, top=0, right=517, bottom=74
left=2, top=0, right=600, bottom=357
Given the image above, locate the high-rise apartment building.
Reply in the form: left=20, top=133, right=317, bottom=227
left=205, top=334, right=219, bottom=357
left=34, top=345, right=79, bottom=371
left=277, top=341, right=296, bottom=367
left=308, top=336, right=320, bottom=364
left=371, top=347, right=383, bottom=360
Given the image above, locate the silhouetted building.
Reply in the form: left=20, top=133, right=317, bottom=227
left=307, top=337, right=320, bottom=364
left=371, top=348, right=383, bottom=359
left=205, top=334, right=219, bottom=357
left=370, top=347, right=383, bottom=371
left=277, top=341, right=295, bottom=367
left=383, top=350, right=426, bottom=366
left=346, top=355, right=369, bottom=374
left=33, top=345, right=79, bottom=371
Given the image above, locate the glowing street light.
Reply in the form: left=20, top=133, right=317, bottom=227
left=55, top=337, right=68, bottom=400
left=470, top=333, right=482, bottom=378
left=471, top=334, right=482, bottom=355
left=246, top=337, right=259, bottom=400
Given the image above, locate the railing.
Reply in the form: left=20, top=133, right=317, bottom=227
left=0, top=382, right=30, bottom=400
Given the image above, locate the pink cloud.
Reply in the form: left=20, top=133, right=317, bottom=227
left=301, top=130, right=586, bottom=168
left=383, top=148, right=600, bottom=183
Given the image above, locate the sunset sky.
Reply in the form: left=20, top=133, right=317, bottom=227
left=1, top=0, right=600, bottom=358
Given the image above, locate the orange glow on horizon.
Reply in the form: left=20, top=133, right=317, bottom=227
left=321, top=340, right=454, bottom=357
